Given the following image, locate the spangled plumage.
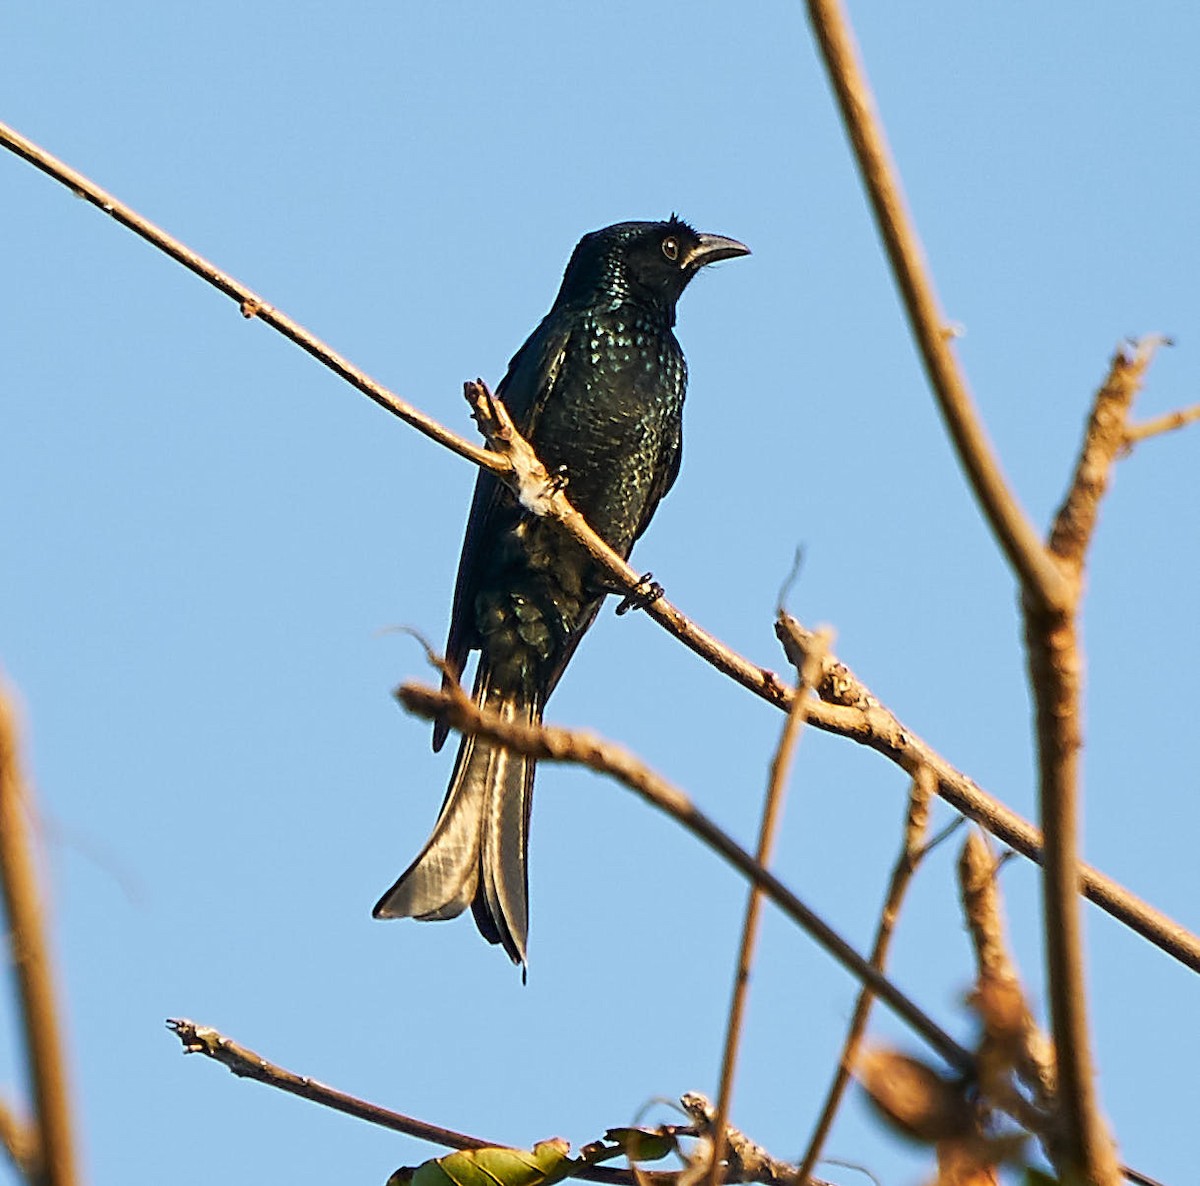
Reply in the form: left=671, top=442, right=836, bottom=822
left=373, top=218, right=748, bottom=965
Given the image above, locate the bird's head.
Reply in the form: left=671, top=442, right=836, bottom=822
left=557, top=216, right=749, bottom=322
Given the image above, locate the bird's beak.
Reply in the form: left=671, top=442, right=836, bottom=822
left=685, top=233, right=751, bottom=269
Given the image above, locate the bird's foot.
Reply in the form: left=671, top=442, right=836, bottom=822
left=615, top=572, right=664, bottom=616
left=546, top=464, right=570, bottom=494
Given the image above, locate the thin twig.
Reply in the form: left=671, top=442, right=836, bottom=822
left=169, top=1020, right=721, bottom=1186
left=803, top=0, right=1070, bottom=613
left=0, top=685, right=80, bottom=1186
left=1047, top=339, right=1167, bottom=569
left=0, top=120, right=499, bottom=477
left=708, top=630, right=832, bottom=1186
left=1, top=121, right=1193, bottom=973
left=167, top=1019, right=498, bottom=1150
left=958, top=831, right=1056, bottom=1115
left=774, top=616, right=1200, bottom=972
left=1022, top=342, right=1165, bottom=1186
left=397, top=680, right=972, bottom=1074
left=0, top=1097, right=38, bottom=1179
left=1122, top=399, right=1200, bottom=449
left=796, top=767, right=937, bottom=1186
left=681, top=1094, right=813, bottom=1186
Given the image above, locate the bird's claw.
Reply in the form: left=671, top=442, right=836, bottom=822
left=616, top=572, right=664, bottom=616
left=546, top=464, right=569, bottom=494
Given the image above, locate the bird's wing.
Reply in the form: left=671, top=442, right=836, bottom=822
left=632, top=417, right=682, bottom=544
left=435, top=314, right=571, bottom=751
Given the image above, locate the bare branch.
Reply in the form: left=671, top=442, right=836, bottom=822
left=681, top=1094, right=816, bottom=1186
left=960, top=830, right=1056, bottom=1133
left=709, top=630, right=833, bottom=1186
left=168, top=1021, right=757, bottom=1186
left=1123, top=400, right=1200, bottom=448
left=167, top=1019, right=500, bottom=1151
left=0, top=119, right=500, bottom=477
left=796, top=766, right=938, bottom=1186
left=0, top=1097, right=38, bottom=1180
left=1020, top=342, right=1166, bottom=1186
left=803, top=0, right=1071, bottom=612
left=397, top=679, right=972, bottom=1074
left=775, top=616, right=1200, bottom=973
left=0, top=685, right=80, bottom=1186
left=1048, top=337, right=1168, bottom=569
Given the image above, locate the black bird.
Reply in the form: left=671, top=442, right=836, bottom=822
left=373, top=217, right=749, bottom=965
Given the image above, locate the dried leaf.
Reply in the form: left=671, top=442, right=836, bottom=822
left=857, top=1048, right=974, bottom=1144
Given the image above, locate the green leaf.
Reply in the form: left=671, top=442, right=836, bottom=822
left=389, top=1140, right=577, bottom=1186
left=600, top=1128, right=678, bottom=1163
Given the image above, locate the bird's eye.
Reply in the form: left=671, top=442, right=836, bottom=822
left=661, top=236, right=680, bottom=262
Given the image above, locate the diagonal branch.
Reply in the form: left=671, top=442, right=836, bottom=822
left=0, top=685, right=80, bottom=1186
left=168, top=1020, right=768, bottom=1186
left=397, top=678, right=972, bottom=1075
left=774, top=616, right=1199, bottom=973
left=0, top=120, right=499, bottom=477
left=795, top=766, right=939, bottom=1186
left=803, top=0, right=1071, bottom=613
left=1, top=120, right=1194, bottom=976
left=708, top=629, right=832, bottom=1186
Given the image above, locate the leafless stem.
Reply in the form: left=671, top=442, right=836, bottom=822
left=775, top=616, right=1199, bottom=973
left=1047, top=339, right=1167, bottom=569
left=803, top=0, right=1070, bottom=613
left=0, top=686, right=80, bottom=1186
left=0, top=120, right=500, bottom=477
left=681, top=1094, right=812, bottom=1186
left=169, top=1021, right=743, bottom=1186
left=958, top=832, right=1056, bottom=1129
left=0, top=1097, right=38, bottom=1179
left=2, top=122, right=1193, bottom=977
left=1121, top=399, right=1200, bottom=448
left=397, top=678, right=971, bottom=1074
left=796, top=36, right=1170, bottom=1173
left=708, top=631, right=832, bottom=1186
left=796, top=766, right=937, bottom=1186
left=1021, top=342, right=1164, bottom=1186
left=166, top=1019, right=506, bottom=1150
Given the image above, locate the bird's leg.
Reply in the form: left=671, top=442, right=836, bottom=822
left=546, top=464, right=569, bottom=493
left=614, top=572, right=665, bottom=616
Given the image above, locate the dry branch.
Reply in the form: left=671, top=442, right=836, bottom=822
left=959, top=833, right=1056, bottom=1138
left=708, top=629, right=832, bottom=1186
left=169, top=1021, right=758, bottom=1186
left=775, top=616, right=1199, bottom=972
left=0, top=686, right=80, bottom=1186
left=804, top=0, right=1070, bottom=613
left=1022, top=341, right=1165, bottom=1186
left=396, top=678, right=972, bottom=1074
left=0, top=1098, right=37, bottom=1179
left=796, top=766, right=938, bottom=1186
left=1123, top=400, right=1200, bottom=447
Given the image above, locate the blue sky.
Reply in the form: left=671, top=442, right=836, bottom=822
left=2, top=4, right=1197, bottom=1184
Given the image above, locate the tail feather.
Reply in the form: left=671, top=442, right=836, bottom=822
left=374, top=664, right=541, bottom=967
left=371, top=725, right=485, bottom=923
left=473, top=686, right=538, bottom=965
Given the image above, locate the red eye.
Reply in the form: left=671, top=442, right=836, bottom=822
left=661, top=236, right=679, bottom=262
